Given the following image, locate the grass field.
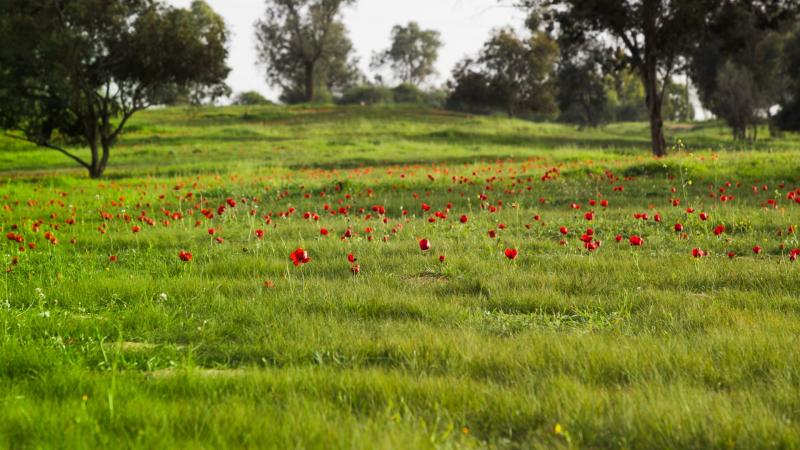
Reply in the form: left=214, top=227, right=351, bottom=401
left=1, top=105, right=800, bottom=449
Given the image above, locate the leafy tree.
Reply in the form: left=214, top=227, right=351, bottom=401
left=446, top=28, right=559, bottom=118
left=0, top=0, right=230, bottom=179
left=255, top=0, right=360, bottom=103
left=691, top=3, right=793, bottom=140
left=778, top=24, right=800, bottom=131
left=232, top=91, right=273, bottom=106
left=525, top=0, right=782, bottom=155
left=371, top=22, right=443, bottom=85
left=556, top=44, right=611, bottom=127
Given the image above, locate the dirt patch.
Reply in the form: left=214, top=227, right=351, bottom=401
left=402, top=271, right=449, bottom=286
left=146, top=368, right=247, bottom=379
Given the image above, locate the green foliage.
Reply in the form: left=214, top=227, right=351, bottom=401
left=337, top=85, right=395, bottom=105
left=556, top=44, right=611, bottom=127
left=690, top=3, right=793, bottom=140
left=232, top=91, right=273, bottom=106
left=0, top=0, right=230, bottom=178
left=371, top=22, right=442, bottom=85
left=255, top=0, right=361, bottom=104
left=530, top=0, right=738, bottom=155
left=446, top=28, right=559, bottom=119
left=392, top=83, right=426, bottom=104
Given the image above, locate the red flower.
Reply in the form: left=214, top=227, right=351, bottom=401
left=320, top=228, right=329, bottom=236
left=699, top=212, right=709, bottom=221
left=629, top=235, right=644, bottom=246
left=419, top=239, right=431, bottom=251
left=422, top=203, right=431, bottom=211
left=255, top=229, right=265, bottom=238
left=584, top=212, right=594, bottom=221
left=290, top=248, right=311, bottom=266
left=488, top=229, right=497, bottom=238
left=615, top=235, right=623, bottom=242
left=752, top=246, right=762, bottom=254
left=692, top=248, right=706, bottom=258
left=208, top=228, right=216, bottom=235
left=789, top=249, right=799, bottom=262
left=504, top=248, right=518, bottom=260
left=347, top=253, right=356, bottom=263
left=132, top=225, right=141, bottom=233
left=439, top=255, right=446, bottom=263
left=459, top=215, right=468, bottom=224
left=109, top=255, right=118, bottom=262
left=728, top=252, right=736, bottom=259
left=559, top=226, right=569, bottom=235
left=179, top=251, right=193, bottom=262
left=713, top=224, right=725, bottom=236
left=350, top=264, right=361, bottom=275
left=600, top=199, right=609, bottom=207
left=674, top=223, right=684, bottom=232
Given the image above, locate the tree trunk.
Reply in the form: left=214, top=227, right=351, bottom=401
left=642, top=0, right=667, bottom=157
left=643, top=70, right=666, bottom=157
left=304, top=62, right=315, bottom=102
left=87, top=139, right=110, bottom=179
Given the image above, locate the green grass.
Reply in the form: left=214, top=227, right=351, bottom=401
left=1, top=105, right=799, bottom=449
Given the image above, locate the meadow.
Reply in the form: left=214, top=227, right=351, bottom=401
left=1, top=105, right=799, bottom=449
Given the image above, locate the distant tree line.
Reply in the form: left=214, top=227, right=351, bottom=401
left=2, top=0, right=800, bottom=178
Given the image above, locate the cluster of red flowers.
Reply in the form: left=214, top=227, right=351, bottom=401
left=2, top=161, right=798, bottom=278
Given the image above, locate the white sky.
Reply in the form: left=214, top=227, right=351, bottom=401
left=165, top=0, right=527, bottom=102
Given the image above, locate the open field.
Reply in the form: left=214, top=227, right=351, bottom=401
left=1, top=105, right=800, bottom=449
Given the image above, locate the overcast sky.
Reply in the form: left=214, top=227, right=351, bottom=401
left=165, top=0, right=527, bottom=102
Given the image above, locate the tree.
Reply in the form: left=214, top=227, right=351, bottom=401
left=777, top=24, right=800, bottom=131
left=233, top=91, right=273, bottom=106
left=692, top=3, right=796, bottom=139
left=0, top=0, right=230, bottom=179
left=371, top=22, right=443, bottom=85
left=255, top=0, right=360, bottom=103
left=520, top=1, right=698, bottom=155
left=556, top=43, right=612, bottom=127
left=446, top=28, right=559, bottom=118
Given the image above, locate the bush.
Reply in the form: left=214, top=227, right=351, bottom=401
left=337, top=85, right=394, bottom=105
left=392, top=83, right=425, bottom=104
left=232, top=91, right=272, bottom=106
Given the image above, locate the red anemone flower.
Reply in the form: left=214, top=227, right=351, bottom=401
left=179, top=251, right=193, bottom=262
left=504, top=248, right=518, bottom=260
left=629, top=235, right=644, bottom=246
left=290, top=248, right=311, bottom=266
left=419, top=239, right=431, bottom=251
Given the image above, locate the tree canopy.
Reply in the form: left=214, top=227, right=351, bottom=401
left=447, top=28, right=559, bottom=118
left=371, top=22, right=443, bottom=86
left=0, top=0, right=230, bottom=178
left=255, top=0, right=360, bottom=104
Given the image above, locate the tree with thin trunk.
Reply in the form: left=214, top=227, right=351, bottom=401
left=523, top=0, right=724, bottom=156
left=0, top=0, right=230, bottom=179
left=255, top=0, right=357, bottom=103
left=371, top=22, right=443, bottom=86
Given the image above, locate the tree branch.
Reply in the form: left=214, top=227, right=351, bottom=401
left=3, top=133, right=90, bottom=169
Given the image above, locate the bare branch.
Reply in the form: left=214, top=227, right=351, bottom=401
left=3, top=133, right=90, bottom=169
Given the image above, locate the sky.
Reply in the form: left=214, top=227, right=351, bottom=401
left=165, top=0, right=527, bottom=102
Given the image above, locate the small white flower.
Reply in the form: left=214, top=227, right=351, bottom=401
left=38, top=311, right=50, bottom=318
left=158, top=293, right=168, bottom=302
left=35, top=288, right=46, bottom=301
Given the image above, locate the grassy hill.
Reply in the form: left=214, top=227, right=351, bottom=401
left=1, top=105, right=799, bottom=449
